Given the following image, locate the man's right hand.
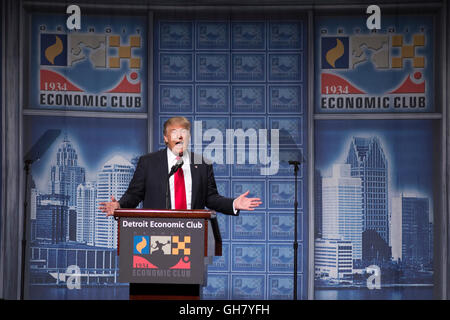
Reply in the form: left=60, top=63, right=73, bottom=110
left=99, top=195, right=120, bottom=216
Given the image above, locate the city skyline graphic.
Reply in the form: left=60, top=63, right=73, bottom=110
left=30, top=132, right=141, bottom=246
left=24, top=116, right=147, bottom=298
left=314, top=119, right=436, bottom=297
left=29, top=134, right=138, bottom=293
left=24, top=118, right=437, bottom=300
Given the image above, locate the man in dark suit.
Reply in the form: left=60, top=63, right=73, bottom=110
left=99, top=116, right=262, bottom=216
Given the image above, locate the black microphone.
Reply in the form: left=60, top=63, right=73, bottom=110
left=168, top=157, right=184, bottom=178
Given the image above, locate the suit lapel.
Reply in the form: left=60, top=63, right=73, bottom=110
left=190, top=152, right=200, bottom=209
left=158, top=148, right=170, bottom=208
left=158, top=148, right=169, bottom=179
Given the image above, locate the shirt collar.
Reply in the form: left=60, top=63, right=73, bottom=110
left=167, top=147, right=190, bottom=165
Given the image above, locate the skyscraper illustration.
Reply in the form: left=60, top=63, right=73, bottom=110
left=95, top=155, right=135, bottom=248
left=35, top=193, right=70, bottom=243
left=315, top=238, right=353, bottom=280
left=402, top=197, right=431, bottom=265
left=391, top=195, right=431, bottom=265
left=50, top=134, right=86, bottom=207
left=322, top=164, right=363, bottom=260
left=346, top=137, right=389, bottom=261
left=76, top=182, right=97, bottom=246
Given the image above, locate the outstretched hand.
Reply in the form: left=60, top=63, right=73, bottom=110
left=234, top=190, right=262, bottom=211
left=99, top=195, right=121, bottom=216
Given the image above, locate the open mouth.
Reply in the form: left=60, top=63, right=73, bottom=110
left=175, top=141, right=183, bottom=146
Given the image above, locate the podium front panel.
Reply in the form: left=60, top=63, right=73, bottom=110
left=118, top=217, right=205, bottom=284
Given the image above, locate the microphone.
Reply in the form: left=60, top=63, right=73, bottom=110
left=168, top=157, right=184, bottom=177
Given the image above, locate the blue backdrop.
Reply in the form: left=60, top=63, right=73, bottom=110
left=153, top=19, right=309, bottom=299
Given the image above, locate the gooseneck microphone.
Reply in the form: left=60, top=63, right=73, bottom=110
left=168, top=157, right=184, bottom=178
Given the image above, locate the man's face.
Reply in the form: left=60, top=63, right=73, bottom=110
left=164, top=123, right=190, bottom=156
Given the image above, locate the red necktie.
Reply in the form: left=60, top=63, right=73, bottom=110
left=174, top=157, right=187, bottom=210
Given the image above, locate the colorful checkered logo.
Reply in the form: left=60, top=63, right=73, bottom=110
left=108, top=35, right=141, bottom=69
left=171, top=236, right=191, bottom=255
left=391, top=34, right=425, bottom=68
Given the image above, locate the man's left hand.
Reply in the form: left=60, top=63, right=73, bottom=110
left=234, top=190, right=262, bottom=211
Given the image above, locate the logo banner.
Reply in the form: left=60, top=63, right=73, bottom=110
left=118, top=217, right=205, bottom=284
left=315, top=15, right=434, bottom=113
left=30, top=14, right=147, bottom=112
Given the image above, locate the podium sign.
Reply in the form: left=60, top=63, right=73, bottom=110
left=118, top=217, right=205, bottom=284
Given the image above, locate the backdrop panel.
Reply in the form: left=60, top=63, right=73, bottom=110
left=29, top=13, right=147, bottom=113
left=315, top=15, right=435, bottom=113
left=314, top=119, right=438, bottom=300
left=153, top=18, right=308, bottom=300
left=23, top=116, right=147, bottom=300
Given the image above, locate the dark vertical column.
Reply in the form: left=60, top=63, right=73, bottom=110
left=446, top=0, right=450, bottom=301
left=0, top=0, right=3, bottom=300
left=1, top=0, right=22, bottom=299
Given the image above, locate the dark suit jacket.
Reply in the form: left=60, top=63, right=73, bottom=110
left=119, top=148, right=237, bottom=215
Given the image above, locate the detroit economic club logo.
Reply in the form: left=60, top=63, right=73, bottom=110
left=38, top=28, right=143, bottom=110
left=319, top=26, right=430, bottom=111
left=132, top=235, right=191, bottom=270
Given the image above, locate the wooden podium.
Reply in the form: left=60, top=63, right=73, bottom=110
left=113, top=209, right=222, bottom=300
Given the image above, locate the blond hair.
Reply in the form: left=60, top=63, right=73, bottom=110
left=163, top=116, right=191, bottom=136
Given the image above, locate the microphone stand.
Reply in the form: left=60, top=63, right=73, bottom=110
left=21, top=129, right=60, bottom=300
left=166, top=178, right=171, bottom=210
left=21, top=160, right=32, bottom=300
left=289, top=160, right=300, bottom=300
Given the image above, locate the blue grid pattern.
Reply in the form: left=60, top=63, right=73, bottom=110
left=153, top=19, right=308, bottom=299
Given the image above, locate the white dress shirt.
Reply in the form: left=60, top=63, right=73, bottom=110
left=167, top=148, right=192, bottom=210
